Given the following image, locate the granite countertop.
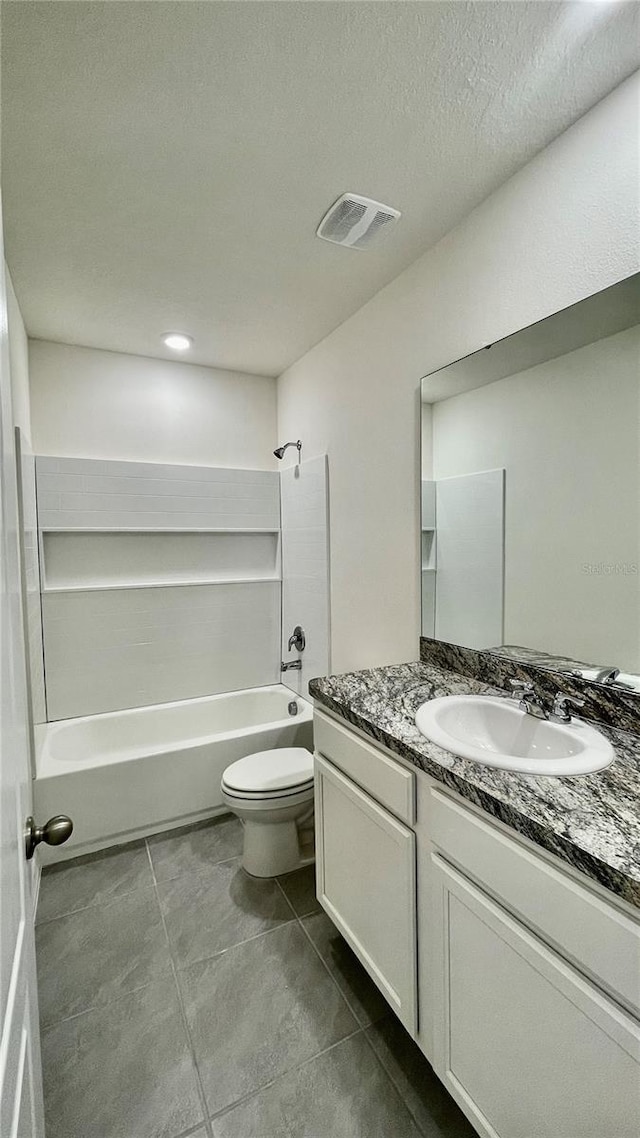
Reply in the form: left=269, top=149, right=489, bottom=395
left=309, top=661, right=640, bottom=910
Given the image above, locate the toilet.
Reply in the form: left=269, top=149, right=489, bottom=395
left=221, top=747, right=315, bottom=877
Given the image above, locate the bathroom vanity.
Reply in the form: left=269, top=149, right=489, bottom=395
left=310, top=660, right=640, bottom=1138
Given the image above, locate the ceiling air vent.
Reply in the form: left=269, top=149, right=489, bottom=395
left=316, top=193, right=401, bottom=250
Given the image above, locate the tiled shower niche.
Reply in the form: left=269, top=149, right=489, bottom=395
left=36, top=457, right=282, bottom=720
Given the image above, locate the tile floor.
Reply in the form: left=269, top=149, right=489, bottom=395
left=36, top=814, right=476, bottom=1138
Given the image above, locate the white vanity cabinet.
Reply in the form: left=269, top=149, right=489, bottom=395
left=313, top=712, right=418, bottom=1033
left=431, top=854, right=640, bottom=1138
left=313, top=706, right=640, bottom=1138
left=429, top=790, right=640, bottom=1138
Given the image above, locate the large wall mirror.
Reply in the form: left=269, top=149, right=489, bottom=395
left=420, top=272, right=640, bottom=690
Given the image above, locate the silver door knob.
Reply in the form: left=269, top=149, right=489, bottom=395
left=25, top=815, right=73, bottom=861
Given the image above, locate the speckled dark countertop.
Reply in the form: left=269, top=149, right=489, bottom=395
left=309, top=661, right=640, bottom=910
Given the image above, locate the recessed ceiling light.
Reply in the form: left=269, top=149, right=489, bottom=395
left=162, top=332, right=193, bottom=352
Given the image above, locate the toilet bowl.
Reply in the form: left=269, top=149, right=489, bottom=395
left=221, top=747, right=315, bottom=877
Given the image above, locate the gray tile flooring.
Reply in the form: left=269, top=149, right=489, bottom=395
left=36, top=814, right=476, bottom=1138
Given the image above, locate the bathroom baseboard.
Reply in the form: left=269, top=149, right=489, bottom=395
left=39, top=805, right=230, bottom=864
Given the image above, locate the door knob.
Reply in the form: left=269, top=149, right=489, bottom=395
left=25, top=815, right=73, bottom=861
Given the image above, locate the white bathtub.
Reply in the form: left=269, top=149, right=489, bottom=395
left=34, top=685, right=313, bottom=861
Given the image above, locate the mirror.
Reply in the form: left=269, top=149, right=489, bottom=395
left=420, top=273, right=640, bottom=690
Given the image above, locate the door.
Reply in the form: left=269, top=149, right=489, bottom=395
left=0, top=240, right=45, bottom=1131
left=431, top=854, right=640, bottom=1138
left=314, top=754, right=417, bottom=1034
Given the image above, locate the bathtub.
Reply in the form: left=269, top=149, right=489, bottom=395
left=34, top=685, right=313, bottom=862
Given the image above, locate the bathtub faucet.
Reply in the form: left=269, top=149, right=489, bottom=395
left=287, top=626, right=306, bottom=653
left=281, top=660, right=302, bottom=672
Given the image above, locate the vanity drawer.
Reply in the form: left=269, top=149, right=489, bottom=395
left=314, top=709, right=415, bottom=825
left=430, top=788, right=640, bottom=1017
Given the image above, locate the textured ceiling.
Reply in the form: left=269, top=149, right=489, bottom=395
left=2, top=1, right=639, bottom=376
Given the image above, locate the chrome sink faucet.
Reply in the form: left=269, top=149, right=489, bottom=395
left=508, top=680, right=586, bottom=723
left=550, top=693, right=585, bottom=724
left=508, top=679, right=548, bottom=720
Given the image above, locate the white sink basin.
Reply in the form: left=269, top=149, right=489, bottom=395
left=415, top=695, right=614, bottom=776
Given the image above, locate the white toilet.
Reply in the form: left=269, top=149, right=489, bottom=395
left=221, top=747, right=315, bottom=877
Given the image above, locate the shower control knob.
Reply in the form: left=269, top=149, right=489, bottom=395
left=25, top=814, right=73, bottom=861
left=287, top=625, right=306, bottom=653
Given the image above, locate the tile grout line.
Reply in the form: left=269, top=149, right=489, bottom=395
left=35, top=879, right=155, bottom=926
left=173, top=1123, right=212, bottom=1138
left=39, top=975, right=167, bottom=1032
left=148, top=848, right=248, bottom=888
left=36, top=841, right=154, bottom=924
left=151, top=839, right=391, bottom=1131
left=275, top=882, right=430, bottom=1134
left=272, top=875, right=302, bottom=922
left=206, top=1026, right=365, bottom=1127
left=162, top=869, right=364, bottom=1128
left=154, top=863, right=357, bottom=1134
left=144, top=839, right=216, bottom=1138
left=358, top=1025, right=431, bottom=1138
left=289, top=893, right=372, bottom=1030
left=272, top=875, right=376, bottom=1030
left=175, top=912, right=302, bottom=970
left=43, top=828, right=430, bottom=1137
left=161, top=910, right=302, bottom=974
left=37, top=813, right=243, bottom=925
left=152, top=857, right=301, bottom=970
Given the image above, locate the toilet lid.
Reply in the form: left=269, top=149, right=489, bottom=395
left=222, top=747, right=314, bottom=794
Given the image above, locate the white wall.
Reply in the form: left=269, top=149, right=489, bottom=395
left=6, top=265, right=31, bottom=444
left=29, top=340, right=277, bottom=469
left=277, top=72, right=640, bottom=674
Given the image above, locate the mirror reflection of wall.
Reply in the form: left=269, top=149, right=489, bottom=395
left=420, top=273, right=640, bottom=685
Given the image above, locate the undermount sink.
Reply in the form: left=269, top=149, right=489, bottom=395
left=414, top=695, right=615, bottom=776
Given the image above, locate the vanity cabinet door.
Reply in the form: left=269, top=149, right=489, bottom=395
left=431, top=854, right=640, bottom=1138
left=314, top=754, right=417, bottom=1034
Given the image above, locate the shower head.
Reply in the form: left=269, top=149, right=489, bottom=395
left=273, top=440, right=302, bottom=461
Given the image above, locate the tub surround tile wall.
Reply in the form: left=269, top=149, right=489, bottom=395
left=420, top=636, right=640, bottom=737
left=43, top=581, right=281, bottom=720
left=36, top=455, right=280, bottom=531
left=280, top=455, right=330, bottom=697
left=43, top=530, right=279, bottom=589
left=309, top=661, right=640, bottom=908
left=35, top=456, right=282, bottom=719
left=15, top=430, right=46, bottom=726
left=34, top=453, right=332, bottom=719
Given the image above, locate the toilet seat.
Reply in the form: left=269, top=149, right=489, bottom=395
left=222, top=782, right=313, bottom=802
left=221, top=747, right=314, bottom=799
